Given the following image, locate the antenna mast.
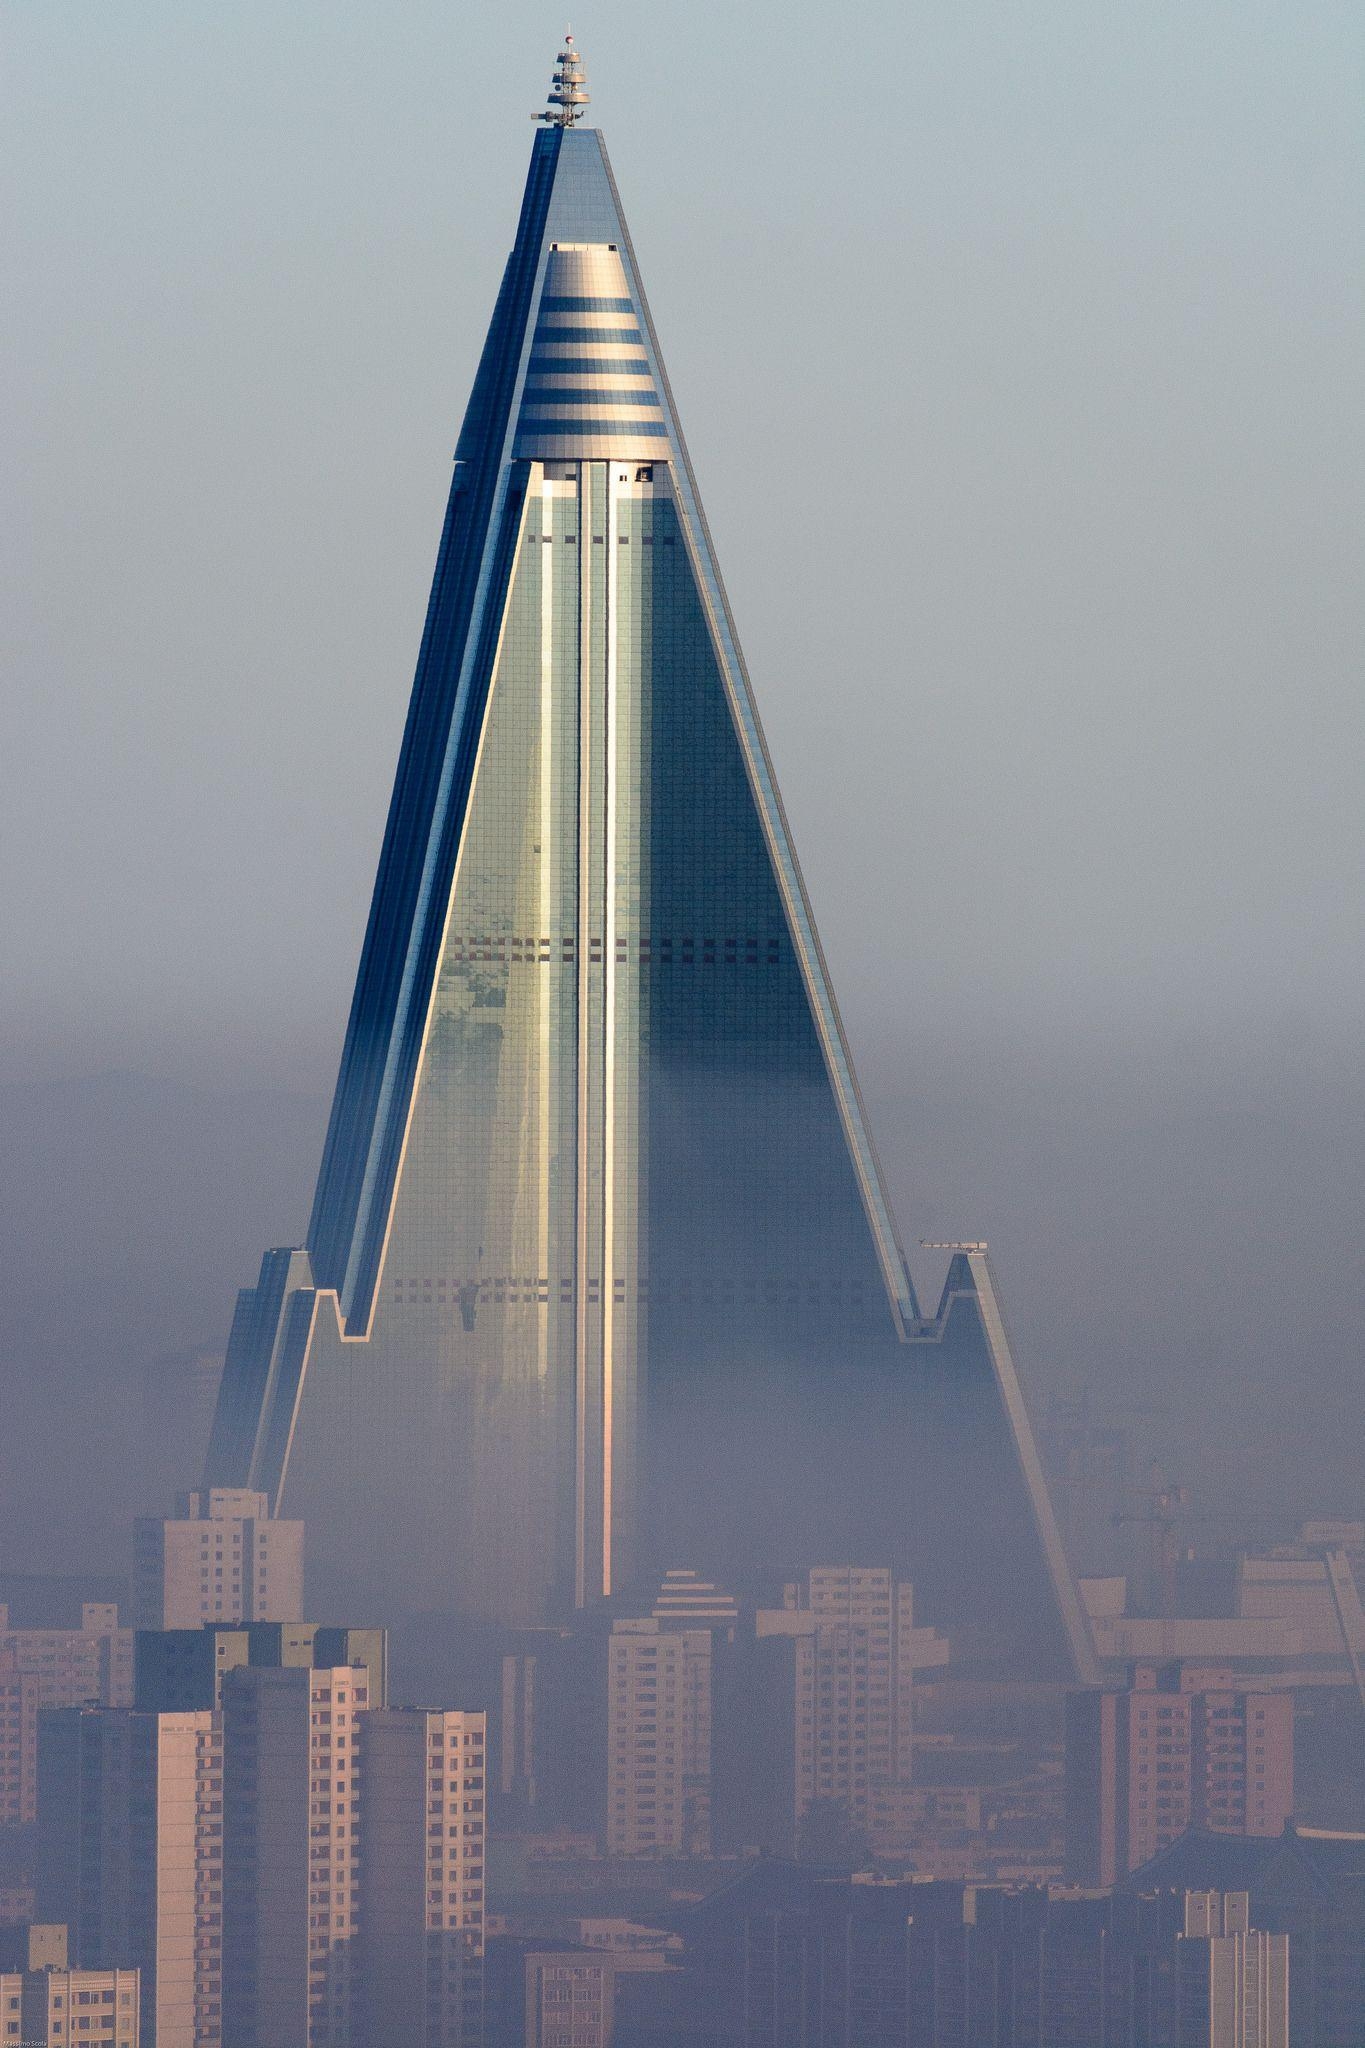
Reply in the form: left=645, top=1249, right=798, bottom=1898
left=535, top=32, right=590, bottom=127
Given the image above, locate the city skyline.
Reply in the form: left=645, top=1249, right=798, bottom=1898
left=2, top=23, right=1362, bottom=2044
left=4, top=3, right=1363, bottom=1576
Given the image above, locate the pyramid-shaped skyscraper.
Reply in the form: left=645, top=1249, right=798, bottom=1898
left=207, top=43, right=1095, bottom=1678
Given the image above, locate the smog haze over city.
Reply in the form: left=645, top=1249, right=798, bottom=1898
left=6, top=0, right=1361, bottom=1564
left=1, top=7, right=1363, bottom=2044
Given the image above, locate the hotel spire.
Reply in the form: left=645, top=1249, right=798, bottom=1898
left=204, top=72, right=1096, bottom=1686
left=536, top=31, right=590, bottom=126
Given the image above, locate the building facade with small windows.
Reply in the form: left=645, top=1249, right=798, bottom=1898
left=36, top=1709, right=222, bottom=2048
left=606, top=1570, right=739, bottom=1858
left=0, top=1964, right=140, bottom=2048
left=1066, top=1662, right=1294, bottom=1885
left=357, top=1709, right=486, bottom=2048
left=756, top=1568, right=920, bottom=1833
left=133, top=1492, right=303, bottom=1633
left=0, top=1606, right=132, bottom=1714
left=35, top=1652, right=482, bottom=2048
left=220, top=1663, right=367, bottom=2048
left=0, top=1661, right=39, bottom=1828
left=606, top=1623, right=696, bottom=1859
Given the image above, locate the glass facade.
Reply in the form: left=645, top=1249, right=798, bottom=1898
left=274, top=454, right=906, bottom=1624
left=205, top=124, right=1095, bottom=1677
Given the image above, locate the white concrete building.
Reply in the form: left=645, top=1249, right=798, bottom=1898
left=221, top=1663, right=367, bottom=2048
left=37, top=1709, right=223, bottom=2048
left=0, top=1604, right=132, bottom=1710
left=756, top=1567, right=947, bottom=1835
left=134, top=1490, right=303, bottom=1631
left=358, top=1709, right=485, bottom=2047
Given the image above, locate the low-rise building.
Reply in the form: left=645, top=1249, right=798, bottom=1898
left=1129, top=1823, right=1365, bottom=2048
left=0, top=1960, right=141, bottom=2048
left=654, top=1868, right=1289, bottom=2047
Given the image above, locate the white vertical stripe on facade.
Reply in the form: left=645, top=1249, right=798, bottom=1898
left=573, top=475, right=594, bottom=1610
left=537, top=472, right=555, bottom=1382
left=602, top=463, right=621, bottom=1599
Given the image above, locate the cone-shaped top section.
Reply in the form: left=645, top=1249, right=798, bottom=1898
left=537, top=31, right=590, bottom=127
left=315, top=117, right=918, bottom=1349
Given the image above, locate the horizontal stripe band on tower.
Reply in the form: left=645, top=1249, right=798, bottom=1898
left=540, top=295, right=635, bottom=313
left=527, top=356, right=650, bottom=377
left=532, top=325, right=641, bottom=344
left=517, top=419, right=670, bottom=438
left=523, top=387, right=662, bottom=407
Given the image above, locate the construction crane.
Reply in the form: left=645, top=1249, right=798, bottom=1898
left=1111, top=1467, right=1286, bottom=1618
left=1111, top=1466, right=1193, bottom=1617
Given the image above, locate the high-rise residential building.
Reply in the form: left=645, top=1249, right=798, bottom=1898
left=135, top=1621, right=387, bottom=1715
left=37, top=1708, right=224, bottom=2048
left=0, top=1658, right=39, bottom=1827
left=1182, top=1891, right=1289, bottom=2048
left=606, top=1627, right=698, bottom=1858
left=1066, top=1662, right=1295, bottom=1885
left=0, top=1925, right=140, bottom=2048
left=133, top=1491, right=303, bottom=1632
left=35, top=1653, right=473, bottom=2048
left=0, top=1605, right=133, bottom=1712
left=357, top=1709, right=486, bottom=2048
left=200, top=41, right=1092, bottom=1676
left=220, top=1663, right=368, bottom=2048
left=218, top=1670, right=485, bottom=2048
left=751, top=1568, right=948, bottom=1844
left=606, top=1571, right=738, bottom=1857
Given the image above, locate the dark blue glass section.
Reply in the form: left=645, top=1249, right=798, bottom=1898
left=517, top=418, right=669, bottom=437
left=205, top=1247, right=313, bottom=1486
left=627, top=494, right=898, bottom=1583
left=307, top=127, right=565, bottom=1305
left=527, top=356, right=650, bottom=377
left=532, top=325, right=641, bottom=344
left=540, top=295, right=634, bottom=312
left=515, top=413, right=671, bottom=434
left=522, top=388, right=662, bottom=407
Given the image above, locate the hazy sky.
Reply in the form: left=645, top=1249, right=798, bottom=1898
left=7, top=0, right=1362, bottom=1069
left=2, top=4, right=1363, bottom=1562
